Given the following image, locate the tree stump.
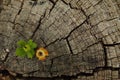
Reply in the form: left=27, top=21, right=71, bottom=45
left=0, top=0, right=120, bottom=79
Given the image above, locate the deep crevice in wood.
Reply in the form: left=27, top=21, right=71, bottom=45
left=30, top=10, right=47, bottom=39
left=49, top=0, right=58, bottom=14
left=66, top=38, right=73, bottom=54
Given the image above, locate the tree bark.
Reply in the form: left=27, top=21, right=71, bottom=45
left=0, top=0, right=120, bottom=79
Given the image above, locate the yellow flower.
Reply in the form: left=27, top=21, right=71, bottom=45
left=36, top=47, right=48, bottom=60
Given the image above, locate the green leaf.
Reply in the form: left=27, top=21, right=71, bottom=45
left=26, top=52, right=33, bottom=58
left=26, top=50, right=35, bottom=58
left=31, top=50, right=35, bottom=55
left=17, top=40, right=26, bottom=47
left=27, top=39, right=37, bottom=49
left=15, top=48, right=26, bottom=57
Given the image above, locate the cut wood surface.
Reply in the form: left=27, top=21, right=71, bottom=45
left=0, top=0, right=120, bottom=80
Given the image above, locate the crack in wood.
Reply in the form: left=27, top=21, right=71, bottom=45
left=30, top=10, right=47, bottom=39
left=40, top=38, right=47, bottom=47
left=91, top=17, right=120, bottom=27
left=65, top=19, right=86, bottom=39
left=30, top=0, right=38, bottom=6
left=41, top=1, right=94, bottom=48
left=61, top=0, right=103, bottom=11
left=61, top=0, right=80, bottom=10
left=24, top=69, right=40, bottom=75
left=104, top=42, right=120, bottom=46
left=66, top=38, right=73, bottom=54
left=100, top=40, right=108, bottom=67
left=45, top=19, right=87, bottom=48
left=1, top=66, right=120, bottom=80
left=12, top=0, right=25, bottom=29
left=48, top=0, right=58, bottom=14
left=45, top=38, right=59, bottom=48
left=93, top=0, right=103, bottom=7
left=85, top=12, right=120, bottom=71
left=15, top=30, right=27, bottom=39
left=17, top=0, right=24, bottom=15
left=22, top=4, right=35, bottom=27
left=77, top=41, right=101, bottom=54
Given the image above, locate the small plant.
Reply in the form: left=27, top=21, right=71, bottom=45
left=16, top=39, right=37, bottom=58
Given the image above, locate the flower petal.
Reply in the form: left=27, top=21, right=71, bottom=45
left=36, top=47, right=48, bottom=60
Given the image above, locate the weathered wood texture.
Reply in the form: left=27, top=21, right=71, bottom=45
left=0, top=0, right=120, bottom=79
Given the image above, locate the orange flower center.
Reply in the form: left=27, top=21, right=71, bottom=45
left=38, top=52, right=43, bottom=56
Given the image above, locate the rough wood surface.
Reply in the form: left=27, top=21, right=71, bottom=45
left=0, top=0, right=120, bottom=79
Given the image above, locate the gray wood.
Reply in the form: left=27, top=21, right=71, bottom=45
left=0, top=0, right=120, bottom=79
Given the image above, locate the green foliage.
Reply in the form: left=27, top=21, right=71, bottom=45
left=16, top=39, right=37, bottom=58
